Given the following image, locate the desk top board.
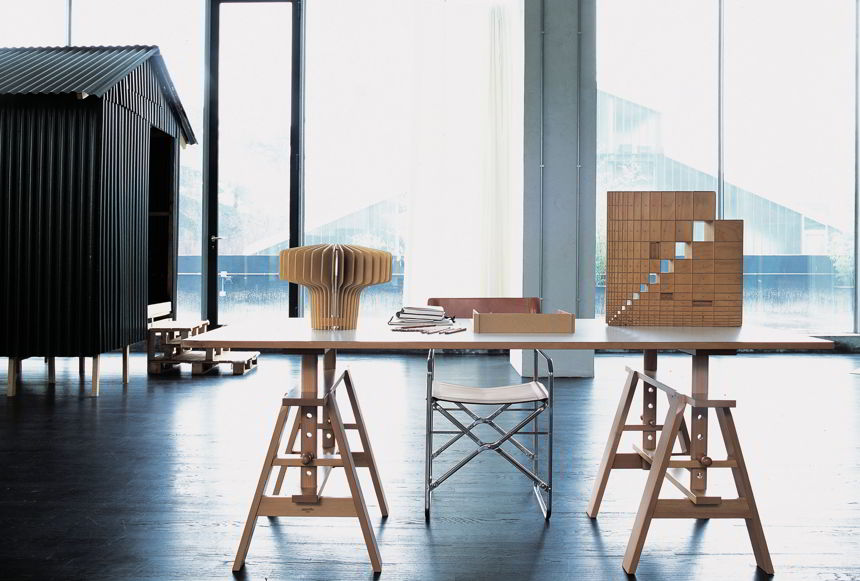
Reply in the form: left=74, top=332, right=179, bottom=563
left=182, top=318, right=832, bottom=351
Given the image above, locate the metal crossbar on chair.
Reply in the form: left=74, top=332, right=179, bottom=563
left=424, top=347, right=554, bottom=520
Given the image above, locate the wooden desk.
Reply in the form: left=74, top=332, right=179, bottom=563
left=182, top=317, right=830, bottom=351
left=183, top=318, right=832, bottom=574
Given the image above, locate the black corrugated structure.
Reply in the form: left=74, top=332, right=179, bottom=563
left=0, top=46, right=196, bottom=358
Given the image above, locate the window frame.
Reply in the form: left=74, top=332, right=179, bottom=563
left=202, top=0, right=304, bottom=326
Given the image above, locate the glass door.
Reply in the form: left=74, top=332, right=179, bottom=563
left=217, top=2, right=294, bottom=324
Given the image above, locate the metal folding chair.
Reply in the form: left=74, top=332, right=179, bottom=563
left=423, top=298, right=554, bottom=520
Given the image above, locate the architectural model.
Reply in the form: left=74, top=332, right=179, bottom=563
left=606, top=191, right=743, bottom=326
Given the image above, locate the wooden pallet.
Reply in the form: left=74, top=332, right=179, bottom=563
left=147, top=320, right=259, bottom=376
left=148, top=319, right=210, bottom=360
left=148, top=349, right=260, bottom=376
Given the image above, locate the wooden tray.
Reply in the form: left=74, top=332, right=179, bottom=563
left=472, top=310, right=575, bottom=334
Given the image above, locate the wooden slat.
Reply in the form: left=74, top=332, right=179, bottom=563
left=612, top=453, right=646, bottom=469
left=173, top=350, right=259, bottom=364
left=622, top=395, right=688, bottom=573
left=273, top=410, right=303, bottom=496
left=587, top=369, right=639, bottom=517
left=668, top=458, right=736, bottom=469
left=665, top=455, right=736, bottom=469
left=625, top=367, right=736, bottom=408
left=343, top=370, right=389, bottom=517
left=716, top=407, right=774, bottom=574
left=652, top=498, right=751, bottom=519
left=321, top=349, right=337, bottom=454
left=258, top=496, right=357, bottom=518
left=274, top=457, right=341, bottom=468
left=678, top=349, right=737, bottom=356
left=271, top=452, right=371, bottom=468
left=300, top=354, right=318, bottom=497
left=691, top=354, right=708, bottom=493
left=147, top=301, right=172, bottom=320
left=642, top=351, right=658, bottom=452
left=678, top=416, right=692, bottom=454
left=633, top=444, right=722, bottom=505
left=147, top=319, right=209, bottom=335
left=328, top=376, right=382, bottom=572
left=282, top=395, right=327, bottom=407
left=233, top=405, right=290, bottom=572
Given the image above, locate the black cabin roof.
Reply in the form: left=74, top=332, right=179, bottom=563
left=0, top=45, right=196, bottom=144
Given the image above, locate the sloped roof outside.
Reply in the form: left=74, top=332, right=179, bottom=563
left=0, top=46, right=196, bottom=144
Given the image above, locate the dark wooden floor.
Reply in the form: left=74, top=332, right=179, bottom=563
left=1, top=351, right=859, bottom=580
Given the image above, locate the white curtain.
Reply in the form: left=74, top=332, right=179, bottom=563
left=402, top=0, right=524, bottom=305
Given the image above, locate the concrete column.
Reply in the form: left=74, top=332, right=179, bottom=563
left=512, top=0, right=597, bottom=378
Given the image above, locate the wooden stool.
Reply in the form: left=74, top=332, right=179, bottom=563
left=587, top=350, right=772, bottom=575
left=233, top=350, right=388, bottom=573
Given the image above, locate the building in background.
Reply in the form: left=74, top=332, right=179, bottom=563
left=596, top=92, right=852, bottom=331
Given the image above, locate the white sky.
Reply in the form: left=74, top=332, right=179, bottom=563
left=2, top=0, right=856, bottom=232
left=0, top=0, right=65, bottom=46
left=597, top=0, right=856, bottom=231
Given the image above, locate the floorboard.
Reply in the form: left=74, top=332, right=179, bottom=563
left=1, top=352, right=859, bottom=580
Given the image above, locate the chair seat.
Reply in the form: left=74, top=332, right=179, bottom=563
left=432, top=380, right=548, bottom=405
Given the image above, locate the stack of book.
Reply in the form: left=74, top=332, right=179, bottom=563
left=388, top=305, right=455, bottom=327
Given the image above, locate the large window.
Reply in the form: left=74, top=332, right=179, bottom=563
left=597, top=0, right=857, bottom=333
left=724, top=0, right=855, bottom=331
left=4, top=0, right=523, bottom=325
left=0, top=1, right=66, bottom=47
left=3, top=1, right=206, bottom=318
left=216, top=2, right=293, bottom=324
left=71, top=0, right=206, bottom=320
left=596, top=0, right=718, bottom=318
left=303, top=0, right=524, bottom=317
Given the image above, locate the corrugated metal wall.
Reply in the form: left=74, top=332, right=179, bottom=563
left=0, top=94, right=102, bottom=357
left=98, top=61, right=180, bottom=353
left=0, top=60, right=181, bottom=357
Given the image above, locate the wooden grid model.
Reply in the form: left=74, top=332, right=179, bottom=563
left=279, top=244, right=392, bottom=330
left=606, top=191, right=743, bottom=327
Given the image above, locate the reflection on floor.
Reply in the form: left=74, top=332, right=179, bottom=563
left=1, top=352, right=858, bottom=580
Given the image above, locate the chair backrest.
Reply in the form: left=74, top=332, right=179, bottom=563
left=427, top=297, right=541, bottom=319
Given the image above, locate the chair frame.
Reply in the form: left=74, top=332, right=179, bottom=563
left=424, top=348, right=554, bottom=519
